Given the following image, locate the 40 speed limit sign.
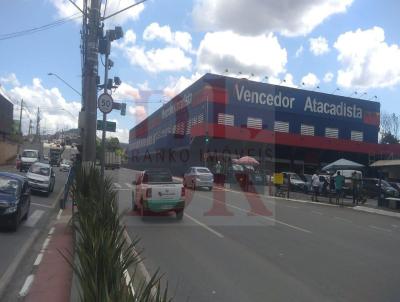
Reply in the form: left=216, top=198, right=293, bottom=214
left=98, top=93, right=113, bottom=114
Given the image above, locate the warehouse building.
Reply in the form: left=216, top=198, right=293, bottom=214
left=128, top=73, right=400, bottom=174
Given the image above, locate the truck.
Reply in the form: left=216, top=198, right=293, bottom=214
left=49, top=146, right=63, bottom=166
left=19, top=149, right=39, bottom=172
left=132, top=169, right=185, bottom=220
left=105, top=152, right=121, bottom=170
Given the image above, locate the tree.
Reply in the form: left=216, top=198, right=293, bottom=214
left=106, top=137, right=120, bottom=152
left=380, top=112, right=400, bottom=140
left=380, top=132, right=399, bottom=144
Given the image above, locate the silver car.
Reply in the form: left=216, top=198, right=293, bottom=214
left=26, top=162, right=55, bottom=196
left=183, top=167, right=214, bottom=190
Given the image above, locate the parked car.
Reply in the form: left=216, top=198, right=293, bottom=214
left=183, top=167, right=213, bottom=190
left=0, top=172, right=31, bottom=231
left=132, top=169, right=185, bottom=220
left=362, top=178, right=399, bottom=198
left=20, top=149, right=40, bottom=172
left=282, top=172, right=307, bottom=192
left=389, top=182, right=400, bottom=194
left=60, top=159, right=72, bottom=172
left=26, top=162, right=55, bottom=196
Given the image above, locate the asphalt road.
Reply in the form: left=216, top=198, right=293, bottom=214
left=0, top=164, right=68, bottom=301
left=110, top=168, right=400, bottom=302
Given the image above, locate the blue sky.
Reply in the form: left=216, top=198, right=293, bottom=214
left=0, top=0, right=399, bottom=142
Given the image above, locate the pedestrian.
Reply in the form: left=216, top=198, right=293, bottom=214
left=311, top=172, right=320, bottom=202
left=351, top=171, right=358, bottom=205
left=215, top=161, right=222, bottom=185
left=335, top=171, right=345, bottom=205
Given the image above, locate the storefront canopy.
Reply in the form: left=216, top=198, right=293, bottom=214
left=322, top=158, right=364, bottom=172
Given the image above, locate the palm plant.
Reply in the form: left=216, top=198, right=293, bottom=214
left=67, top=164, right=171, bottom=302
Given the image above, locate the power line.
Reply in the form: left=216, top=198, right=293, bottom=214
left=102, top=0, right=148, bottom=21
left=0, top=13, right=81, bottom=41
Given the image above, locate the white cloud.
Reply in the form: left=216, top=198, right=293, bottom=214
left=113, top=82, right=141, bottom=101
left=163, top=73, right=203, bottom=98
left=128, top=105, right=147, bottom=122
left=106, top=128, right=130, bottom=143
left=50, top=0, right=144, bottom=26
left=0, top=73, right=20, bottom=86
left=334, top=26, right=400, bottom=88
left=6, top=75, right=80, bottom=134
left=323, top=72, right=334, bottom=83
left=309, top=36, right=330, bottom=55
left=116, top=29, right=192, bottom=73
left=143, top=23, right=193, bottom=52
left=197, top=31, right=287, bottom=78
left=295, top=45, right=304, bottom=58
left=301, top=72, right=320, bottom=88
left=193, top=0, right=353, bottom=37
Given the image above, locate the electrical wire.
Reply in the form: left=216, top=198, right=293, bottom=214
left=0, top=13, right=81, bottom=41
left=103, top=0, right=109, bottom=18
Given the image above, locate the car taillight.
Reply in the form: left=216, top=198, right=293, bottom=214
left=181, top=187, right=185, bottom=197
left=146, top=188, right=152, bottom=198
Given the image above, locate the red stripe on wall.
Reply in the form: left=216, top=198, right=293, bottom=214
left=191, top=123, right=400, bottom=155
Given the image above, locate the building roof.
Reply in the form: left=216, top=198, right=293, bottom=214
left=370, top=160, right=400, bottom=167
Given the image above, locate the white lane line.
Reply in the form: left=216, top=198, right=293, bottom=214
left=333, top=216, right=352, bottom=223
left=31, top=202, right=53, bottom=209
left=33, top=253, right=43, bottom=266
left=42, top=238, right=50, bottom=250
left=19, top=274, right=34, bottom=297
left=311, top=210, right=323, bottom=215
left=113, top=183, right=122, bottom=188
left=283, top=205, right=299, bottom=209
left=24, top=210, right=45, bottom=227
left=369, top=225, right=392, bottom=233
left=184, top=213, right=224, bottom=238
left=56, top=209, right=63, bottom=220
left=200, top=195, right=311, bottom=234
left=48, top=227, right=55, bottom=235
left=125, top=183, right=134, bottom=189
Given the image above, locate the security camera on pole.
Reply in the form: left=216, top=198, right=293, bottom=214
left=98, top=26, right=125, bottom=179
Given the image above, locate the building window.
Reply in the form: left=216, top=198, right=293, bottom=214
left=351, top=130, right=363, bottom=142
left=218, top=113, right=234, bottom=126
left=325, top=127, right=339, bottom=139
left=300, top=124, right=315, bottom=136
left=247, top=117, right=262, bottom=129
left=274, top=121, right=289, bottom=133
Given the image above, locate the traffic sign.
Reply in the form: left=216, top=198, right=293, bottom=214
left=98, top=93, right=113, bottom=114
left=97, top=120, right=116, bottom=132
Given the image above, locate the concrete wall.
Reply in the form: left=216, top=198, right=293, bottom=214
left=0, top=140, right=17, bottom=165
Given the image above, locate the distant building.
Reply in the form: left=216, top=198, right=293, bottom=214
left=128, top=73, right=400, bottom=174
left=0, top=90, right=13, bottom=137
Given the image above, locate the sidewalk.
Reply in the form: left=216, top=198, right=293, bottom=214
left=23, top=202, right=74, bottom=302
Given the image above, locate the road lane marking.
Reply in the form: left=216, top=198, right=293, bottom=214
left=199, top=195, right=311, bottom=234
left=333, top=216, right=352, bottom=223
left=48, top=227, right=55, bottom=235
left=282, top=205, right=299, bottom=209
left=31, top=202, right=53, bottom=209
left=19, top=274, right=34, bottom=297
left=125, top=183, right=133, bottom=189
left=113, top=183, right=122, bottom=188
left=56, top=209, right=63, bottom=220
left=24, top=210, right=45, bottom=227
left=369, top=225, right=392, bottom=233
left=33, top=253, right=43, bottom=266
left=184, top=213, right=224, bottom=238
left=42, top=238, right=50, bottom=250
left=311, top=210, right=323, bottom=215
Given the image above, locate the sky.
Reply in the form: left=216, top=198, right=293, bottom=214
left=0, top=0, right=399, bottom=143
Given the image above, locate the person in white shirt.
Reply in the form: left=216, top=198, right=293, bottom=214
left=311, top=173, right=320, bottom=202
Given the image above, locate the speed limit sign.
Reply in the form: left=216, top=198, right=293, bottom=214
left=98, top=93, right=113, bottom=114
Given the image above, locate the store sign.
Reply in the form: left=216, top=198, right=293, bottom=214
left=161, top=93, right=192, bottom=119
left=234, top=83, right=364, bottom=120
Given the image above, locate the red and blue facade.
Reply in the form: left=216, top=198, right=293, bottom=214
left=129, top=73, right=399, bottom=174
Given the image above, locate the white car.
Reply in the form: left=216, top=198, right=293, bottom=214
left=20, top=149, right=39, bottom=172
left=60, top=159, right=72, bottom=172
left=26, top=162, right=55, bottom=196
left=183, top=167, right=214, bottom=190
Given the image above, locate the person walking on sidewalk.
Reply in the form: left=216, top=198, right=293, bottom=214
left=311, top=172, right=320, bottom=202
left=335, top=171, right=345, bottom=205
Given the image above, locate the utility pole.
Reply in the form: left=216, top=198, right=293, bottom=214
left=36, top=107, right=41, bottom=143
left=81, top=0, right=100, bottom=162
left=28, top=119, right=32, bottom=136
left=18, top=99, right=23, bottom=135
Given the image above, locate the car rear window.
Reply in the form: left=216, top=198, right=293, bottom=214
left=143, top=171, right=172, bottom=183
left=22, top=151, right=37, bottom=158
left=0, top=176, right=19, bottom=195
left=196, top=168, right=210, bottom=173
left=30, top=165, right=50, bottom=176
